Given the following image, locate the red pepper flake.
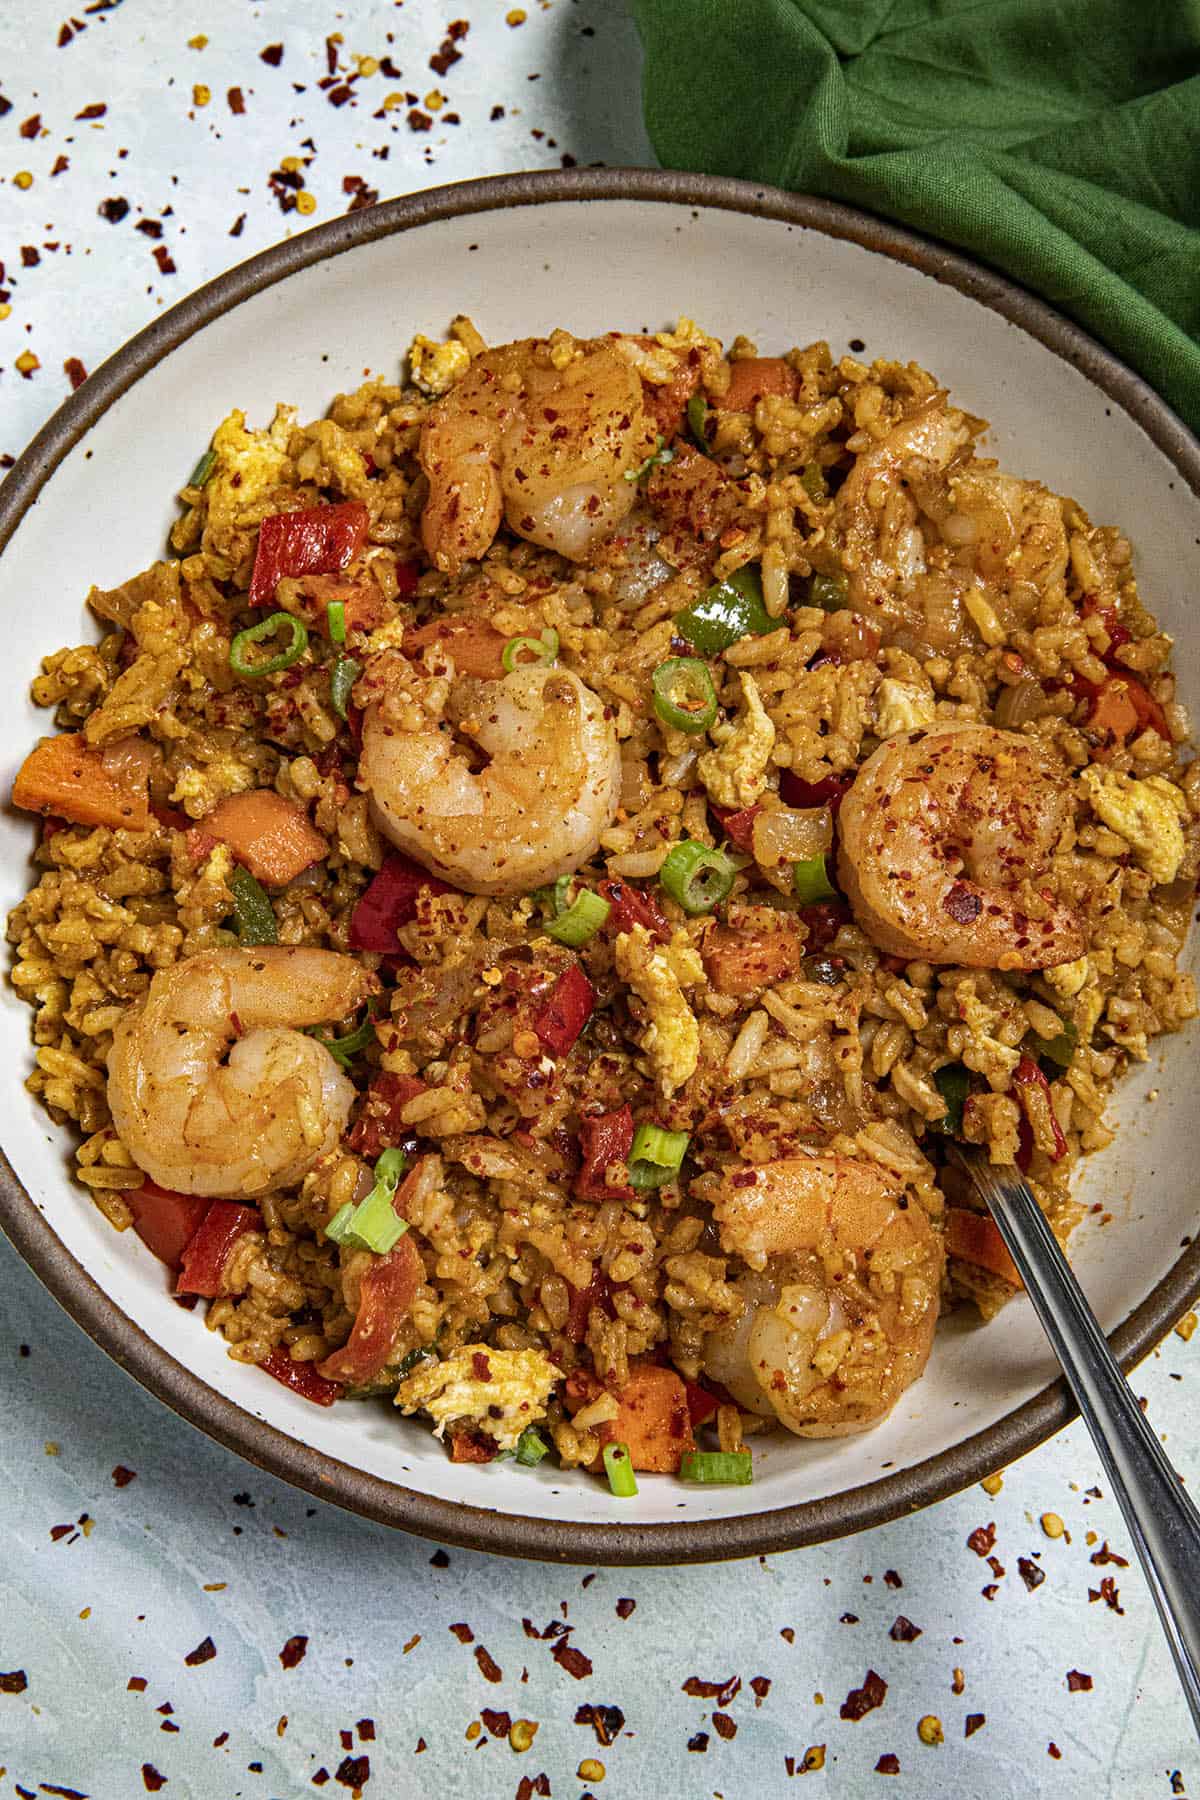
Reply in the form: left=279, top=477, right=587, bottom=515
left=1088, top=1576, right=1124, bottom=1613
left=261, top=43, right=283, bottom=65
left=882, top=1569, right=903, bottom=1588
left=0, top=1669, right=28, bottom=1693
left=430, top=1549, right=450, bottom=1568
left=780, top=1627, right=795, bottom=1644
left=153, top=246, right=177, bottom=276
left=840, top=1669, right=887, bottom=1721
left=21, top=246, right=40, bottom=266
left=333, top=1756, right=369, bottom=1791
left=552, top=1638, right=593, bottom=1680
left=875, top=1754, right=901, bottom=1775
left=58, top=23, right=74, bottom=44
left=51, top=154, right=69, bottom=174
left=19, top=113, right=42, bottom=138
left=227, top=86, right=246, bottom=114
left=750, top=1676, right=771, bottom=1704
left=313, top=1773, right=330, bottom=1789
left=111, top=1464, right=137, bottom=1487
left=1090, top=1540, right=1129, bottom=1567
left=229, top=213, right=246, bottom=237
left=76, top=102, right=107, bottom=119
left=840, top=1612, right=859, bottom=1624
left=355, top=1719, right=375, bottom=1743
left=127, top=1676, right=147, bottom=1691
left=342, top=175, right=379, bottom=212
left=615, top=1598, right=635, bottom=1620
left=966, top=1521, right=996, bottom=1557
left=64, top=356, right=88, bottom=390
left=888, top=1616, right=922, bottom=1642
left=407, top=108, right=432, bottom=131
left=471, top=1351, right=492, bottom=1382
left=449, top=1623, right=474, bottom=1644
left=279, top=1635, right=308, bottom=1669
left=944, top=882, right=982, bottom=924
left=687, top=1732, right=709, bottom=1753
left=141, top=1769, right=167, bottom=1794
left=682, top=1675, right=741, bottom=1704
left=1066, top=1669, right=1093, bottom=1692
left=1048, top=1743, right=1062, bottom=1759
left=1017, top=1556, right=1045, bottom=1591
left=964, top=1713, right=986, bottom=1737
left=184, top=1636, right=216, bottom=1667
left=474, top=1645, right=503, bottom=1684
left=573, top=1703, right=624, bottom=1745
left=414, top=1740, right=426, bottom=1755
left=516, top=1779, right=550, bottom=1800
left=712, top=1711, right=737, bottom=1740
left=98, top=196, right=129, bottom=222
left=50, top=1524, right=73, bottom=1542
left=480, top=1707, right=511, bottom=1737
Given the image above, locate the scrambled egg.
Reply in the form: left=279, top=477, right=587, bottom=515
left=394, top=1346, right=560, bottom=1452
left=1042, top=954, right=1091, bottom=1002
left=204, top=405, right=297, bottom=558
left=698, top=673, right=775, bottom=809
left=408, top=333, right=471, bottom=397
left=1079, top=767, right=1186, bottom=885
left=874, top=677, right=935, bottom=739
left=170, top=753, right=257, bottom=816
left=615, top=925, right=705, bottom=1096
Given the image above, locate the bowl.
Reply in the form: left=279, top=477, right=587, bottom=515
left=2, top=169, right=1198, bottom=1565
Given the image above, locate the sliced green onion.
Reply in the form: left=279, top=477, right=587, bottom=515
left=1029, top=1021, right=1078, bottom=1070
left=674, top=564, right=785, bottom=655
left=800, top=461, right=827, bottom=502
left=931, top=1063, right=970, bottom=1137
left=230, top=611, right=309, bottom=679
left=228, top=865, right=278, bottom=945
left=630, top=1122, right=689, bottom=1171
left=330, top=653, right=362, bottom=721
left=679, top=1449, right=753, bottom=1485
left=602, top=1440, right=638, bottom=1498
left=793, top=854, right=837, bottom=905
left=188, top=447, right=217, bottom=489
left=394, top=1344, right=436, bottom=1380
left=544, top=889, right=610, bottom=947
left=502, top=628, right=559, bottom=672
left=339, top=1147, right=410, bottom=1254
left=659, top=840, right=737, bottom=915
left=687, top=392, right=711, bottom=455
left=324, top=1201, right=358, bottom=1244
left=308, top=1004, right=376, bottom=1069
left=327, top=599, right=347, bottom=645
left=652, top=657, right=718, bottom=734
left=515, top=1426, right=550, bottom=1467
left=532, top=873, right=573, bottom=918
left=810, top=572, right=850, bottom=612
left=624, top=434, right=674, bottom=484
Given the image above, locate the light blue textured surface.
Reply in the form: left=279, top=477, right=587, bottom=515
left=1, top=4, right=1197, bottom=1794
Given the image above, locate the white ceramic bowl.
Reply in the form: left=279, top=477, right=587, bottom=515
left=2, top=171, right=1198, bottom=1564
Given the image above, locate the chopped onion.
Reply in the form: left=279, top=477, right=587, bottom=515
left=751, top=804, right=833, bottom=869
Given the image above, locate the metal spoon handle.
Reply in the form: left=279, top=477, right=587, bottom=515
left=951, top=1148, right=1200, bottom=1738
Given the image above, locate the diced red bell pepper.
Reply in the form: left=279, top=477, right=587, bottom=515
left=249, top=501, right=370, bottom=607
left=711, top=803, right=761, bottom=854
left=394, top=560, right=420, bottom=598
left=346, top=1073, right=428, bottom=1159
left=800, top=899, right=851, bottom=951
left=258, top=1345, right=343, bottom=1407
left=316, top=1228, right=424, bottom=1386
left=599, top=878, right=671, bottom=943
left=577, top=1106, right=634, bottom=1203
left=1073, top=672, right=1169, bottom=745
left=780, top=769, right=854, bottom=814
left=176, top=1201, right=262, bottom=1297
left=533, top=961, right=595, bottom=1058
left=1013, top=1054, right=1068, bottom=1165
left=126, top=1179, right=211, bottom=1271
left=348, top=850, right=451, bottom=952
left=683, top=1378, right=720, bottom=1429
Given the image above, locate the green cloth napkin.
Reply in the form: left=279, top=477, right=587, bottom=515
left=631, top=0, right=1200, bottom=434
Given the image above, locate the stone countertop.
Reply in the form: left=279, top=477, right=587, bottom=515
left=1, top=3, right=1196, bottom=1795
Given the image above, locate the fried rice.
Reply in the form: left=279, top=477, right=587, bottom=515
left=8, top=318, right=1198, bottom=1482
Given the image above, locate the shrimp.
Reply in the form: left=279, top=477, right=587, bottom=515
left=837, top=724, right=1085, bottom=970
left=834, top=398, right=973, bottom=612
left=357, top=650, right=620, bottom=896
left=107, top=947, right=371, bottom=1198
left=702, top=1155, right=943, bottom=1437
left=418, top=334, right=658, bottom=575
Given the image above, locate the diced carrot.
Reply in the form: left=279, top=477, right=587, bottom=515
left=584, top=1362, right=696, bottom=1474
left=199, top=790, right=326, bottom=887
left=946, top=1207, right=1023, bottom=1288
left=716, top=357, right=797, bottom=413
left=703, top=920, right=802, bottom=996
left=1088, top=679, right=1140, bottom=744
left=403, top=616, right=509, bottom=681
left=12, top=732, right=150, bottom=832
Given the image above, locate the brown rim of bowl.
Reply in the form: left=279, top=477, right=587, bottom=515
left=2, top=167, right=1199, bottom=1567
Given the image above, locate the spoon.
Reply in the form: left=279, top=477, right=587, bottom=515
left=948, top=1142, right=1200, bottom=1737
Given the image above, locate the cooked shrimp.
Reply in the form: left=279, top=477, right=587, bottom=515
left=837, top=724, right=1085, bottom=970
left=358, top=650, right=620, bottom=896
left=419, top=334, right=658, bottom=574
left=835, top=398, right=973, bottom=612
left=703, top=1155, right=943, bottom=1437
left=107, top=948, right=371, bottom=1197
